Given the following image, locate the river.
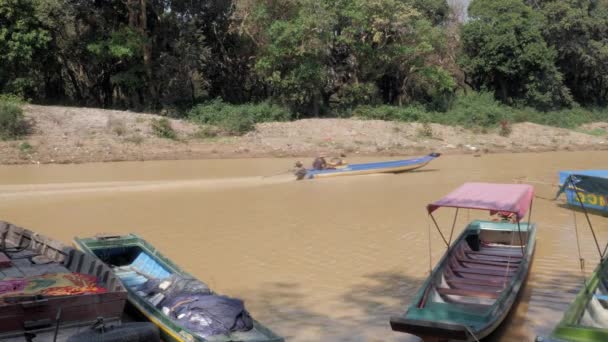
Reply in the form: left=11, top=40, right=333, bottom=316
left=0, top=151, right=606, bottom=341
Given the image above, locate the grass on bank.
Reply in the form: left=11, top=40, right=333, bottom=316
left=353, top=92, right=608, bottom=130
left=0, top=95, right=28, bottom=140
left=186, top=93, right=608, bottom=136
left=188, top=99, right=291, bottom=135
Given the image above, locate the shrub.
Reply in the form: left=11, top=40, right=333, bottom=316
left=107, top=116, right=127, bottom=136
left=352, top=104, right=430, bottom=122
left=188, top=99, right=291, bottom=135
left=18, top=141, right=33, bottom=153
left=0, top=100, right=28, bottom=140
left=512, top=106, right=608, bottom=129
left=437, top=92, right=514, bottom=128
left=417, top=122, right=434, bottom=138
left=499, top=120, right=512, bottom=137
left=192, top=126, right=220, bottom=139
left=124, top=134, right=144, bottom=144
left=151, top=118, right=177, bottom=140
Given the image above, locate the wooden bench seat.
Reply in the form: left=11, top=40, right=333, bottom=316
left=446, top=276, right=507, bottom=289
left=459, top=261, right=519, bottom=272
left=450, top=264, right=516, bottom=277
left=436, top=287, right=500, bottom=299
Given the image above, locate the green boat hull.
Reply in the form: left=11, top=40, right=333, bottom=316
left=390, top=220, right=536, bottom=341
left=543, top=258, right=608, bottom=342
left=74, top=234, right=283, bottom=342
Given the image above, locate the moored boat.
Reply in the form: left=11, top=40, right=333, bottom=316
left=390, top=182, right=536, bottom=341
left=0, top=221, right=152, bottom=341
left=74, top=234, right=283, bottom=342
left=539, top=257, right=608, bottom=342
left=303, top=152, right=440, bottom=179
left=558, top=170, right=608, bottom=215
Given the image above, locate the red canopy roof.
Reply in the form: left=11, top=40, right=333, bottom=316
left=427, top=182, right=534, bottom=221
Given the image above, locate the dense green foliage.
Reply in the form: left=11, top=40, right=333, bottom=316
left=460, top=0, right=571, bottom=109
left=0, top=0, right=607, bottom=127
left=355, top=91, right=608, bottom=129
left=0, top=97, right=28, bottom=139
left=540, top=0, right=608, bottom=106
left=189, top=99, right=291, bottom=134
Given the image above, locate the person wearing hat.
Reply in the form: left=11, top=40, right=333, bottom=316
left=293, top=161, right=308, bottom=180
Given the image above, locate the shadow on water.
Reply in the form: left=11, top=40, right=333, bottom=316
left=250, top=268, right=588, bottom=341
left=341, top=271, right=423, bottom=329
left=248, top=272, right=423, bottom=341
left=396, top=169, right=439, bottom=174
left=556, top=203, right=608, bottom=218
left=487, top=268, right=588, bottom=341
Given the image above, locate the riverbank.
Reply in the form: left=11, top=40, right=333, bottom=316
left=0, top=104, right=607, bottom=165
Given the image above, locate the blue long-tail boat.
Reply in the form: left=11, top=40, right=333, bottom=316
left=558, top=170, right=608, bottom=215
left=304, top=152, right=440, bottom=179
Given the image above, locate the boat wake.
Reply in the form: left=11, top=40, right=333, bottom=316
left=0, top=175, right=294, bottom=199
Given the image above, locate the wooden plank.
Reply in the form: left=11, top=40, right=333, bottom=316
left=0, top=267, right=23, bottom=279
left=451, top=265, right=516, bottom=277
left=446, top=282, right=502, bottom=293
left=445, top=276, right=507, bottom=289
left=6, top=250, right=38, bottom=260
left=456, top=256, right=520, bottom=268
left=0, top=252, right=11, bottom=268
left=436, top=287, right=500, bottom=299
left=459, top=261, right=519, bottom=272
left=10, top=259, right=31, bottom=268
left=465, top=249, right=523, bottom=259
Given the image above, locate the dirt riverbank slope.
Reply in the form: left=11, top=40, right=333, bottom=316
left=1, top=104, right=606, bottom=164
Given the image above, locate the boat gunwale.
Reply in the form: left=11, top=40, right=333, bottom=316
left=548, top=258, right=608, bottom=341
left=306, top=153, right=439, bottom=179
left=73, top=234, right=284, bottom=342
left=391, top=220, right=537, bottom=340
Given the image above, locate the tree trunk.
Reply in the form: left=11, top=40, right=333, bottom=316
left=140, top=0, right=154, bottom=109
left=496, top=74, right=509, bottom=103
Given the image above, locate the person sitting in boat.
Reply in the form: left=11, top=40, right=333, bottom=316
left=326, top=154, right=347, bottom=168
left=312, top=155, right=327, bottom=170
left=293, top=161, right=307, bottom=180
left=490, top=210, right=517, bottom=223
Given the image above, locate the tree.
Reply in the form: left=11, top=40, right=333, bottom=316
left=0, top=0, right=51, bottom=97
left=460, top=0, right=572, bottom=109
left=234, top=0, right=456, bottom=116
left=541, top=0, right=608, bottom=106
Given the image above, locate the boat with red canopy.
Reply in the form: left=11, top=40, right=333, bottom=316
left=390, top=182, right=536, bottom=341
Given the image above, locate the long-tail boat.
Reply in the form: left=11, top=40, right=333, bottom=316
left=558, top=170, right=608, bottom=215
left=303, top=152, right=440, bottom=179
left=390, top=182, right=536, bottom=341
left=74, top=234, right=283, bottom=342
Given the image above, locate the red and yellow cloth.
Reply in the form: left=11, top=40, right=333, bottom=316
left=0, top=273, right=107, bottom=301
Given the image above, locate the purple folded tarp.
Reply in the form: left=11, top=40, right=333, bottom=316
left=427, top=182, right=534, bottom=221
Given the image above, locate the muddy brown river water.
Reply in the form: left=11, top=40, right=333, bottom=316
left=1, top=151, right=607, bottom=341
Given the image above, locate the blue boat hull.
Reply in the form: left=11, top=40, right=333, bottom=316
left=559, top=170, right=608, bottom=214
left=306, top=153, right=440, bottom=179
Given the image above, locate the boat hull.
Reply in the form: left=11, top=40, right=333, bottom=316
left=390, top=220, right=536, bottom=341
left=0, top=222, right=127, bottom=339
left=545, top=258, right=608, bottom=342
left=306, top=153, right=440, bottom=179
left=559, top=170, right=608, bottom=215
left=74, top=234, right=283, bottom=342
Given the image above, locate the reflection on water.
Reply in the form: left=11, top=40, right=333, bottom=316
left=0, top=152, right=607, bottom=341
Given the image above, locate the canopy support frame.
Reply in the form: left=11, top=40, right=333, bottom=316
left=569, top=176, right=603, bottom=259
left=429, top=213, right=449, bottom=248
